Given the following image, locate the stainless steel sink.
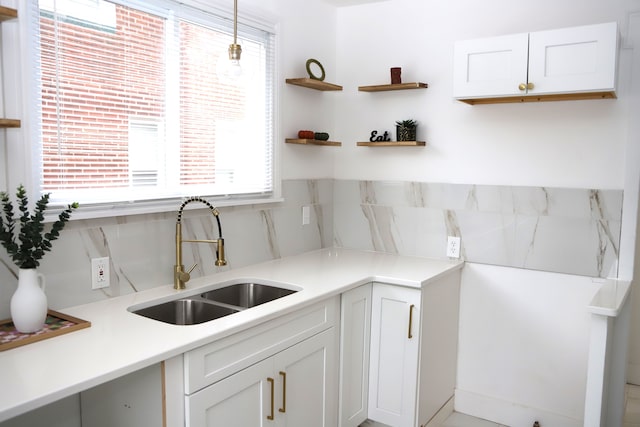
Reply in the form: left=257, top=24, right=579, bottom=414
left=132, top=297, right=239, bottom=325
left=200, top=282, right=297, bottom=308
left=130, top=282, right=298, bottom=325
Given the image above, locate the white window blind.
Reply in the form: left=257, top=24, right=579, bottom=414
left=27, top=0, right=275, bottom=208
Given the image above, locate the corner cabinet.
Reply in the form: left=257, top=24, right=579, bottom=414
left=453, top=22, right=618, bottom=104
left=339, top=272, right=462, bottom=427
left=0, top=6, right=20, bottom=128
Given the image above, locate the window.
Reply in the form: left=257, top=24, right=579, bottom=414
left=23, top=0, right=276, bottom=212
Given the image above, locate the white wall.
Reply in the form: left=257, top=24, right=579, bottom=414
left=457, top=263, right=602, bottom=426
left=313, top=0, right=631, bottom=189
left=277, top=0, right=340, bottom=180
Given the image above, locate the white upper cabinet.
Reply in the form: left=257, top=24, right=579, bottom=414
left=528, top=23, right=617, bottom=94
left=453, top=32, right=529, bottom=99
left=453, top=22, right=618, bottom=104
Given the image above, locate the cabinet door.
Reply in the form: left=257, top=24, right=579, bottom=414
left=186, top=328, right=337, bottom=427
left=453, top=32, right=529, bottom=99
left=368, top=284, right=421, bottom=427
left=186, top=358, right=273, bottom=427
left=339, top=284, right=372, bottom=427
left=528, top=22, right=617, bottom=95
left=275, top=328, right=337, bottom=427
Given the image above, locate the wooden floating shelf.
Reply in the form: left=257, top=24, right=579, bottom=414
left=0, top=6, right=17, bottom=22
left=457, top=91, right=616, bottom=105
left=0, top=119, right=21, bottom=128
left=286, top=138, right=342, bottom=146
left=358, top=82, right=428, bottom=92
left=357, top=141, right=426, bottom=147
left=285, top=78, right=343, bottom=91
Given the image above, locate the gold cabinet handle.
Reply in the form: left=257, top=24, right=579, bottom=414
left=408, top=304, right=415, bottom=339
left=278, top=371, right=287, bottom=413
left=267, top=377, right=275, bottom=420
left=518, top=82, right=535, bottom=91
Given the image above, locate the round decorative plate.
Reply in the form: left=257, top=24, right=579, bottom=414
left=306, top=58, right=325, bottom=81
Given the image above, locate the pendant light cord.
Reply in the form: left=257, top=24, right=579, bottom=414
left=233, top=0, right=238, bottom=44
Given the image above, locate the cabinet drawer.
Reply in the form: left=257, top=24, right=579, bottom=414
left=184, top=296, right=338, bottom=394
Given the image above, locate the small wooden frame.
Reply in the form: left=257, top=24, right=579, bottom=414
left=357, top=141, right=426, bottom=147
left=358, top=82, right=428, bottom=92
left=0, top=310, right=91, bottom=351
left=286, top=138, right=341, bottom=146
left=285, top=78, right=343, bottom=91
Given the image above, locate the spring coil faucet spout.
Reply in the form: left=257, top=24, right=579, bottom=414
left=174, top=197, right=227, bottom=290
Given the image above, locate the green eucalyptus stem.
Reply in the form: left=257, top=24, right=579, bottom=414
left=0, top=185, right=78, bottom=269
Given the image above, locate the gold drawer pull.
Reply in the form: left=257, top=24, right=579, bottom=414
left=408, top=304, right=415, bottom=339
left=267, top=377, right=275, bottom=420
left=518, top=82, right=535, bottom=91
left=279, top=371, right=287, bottom=413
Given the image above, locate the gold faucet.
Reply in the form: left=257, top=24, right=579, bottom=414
left=174, top=197, right=227, bottom=289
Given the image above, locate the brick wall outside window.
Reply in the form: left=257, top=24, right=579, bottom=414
left=39, top=3, right=245, bottom=191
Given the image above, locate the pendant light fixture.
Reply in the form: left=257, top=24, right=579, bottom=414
left=227, top=0, right=242, bottom=76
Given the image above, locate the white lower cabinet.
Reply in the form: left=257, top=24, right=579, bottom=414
left=368, top=283, right=421, bottom=427
left=181, top=297, right=339, bottom=427
left=340, top=273, right=462, bottom=427
left=338, top=283, right=372, bottom=427
left=186, top=357, right=271, bottom=426
left=186, top=327, right=337, bottom=427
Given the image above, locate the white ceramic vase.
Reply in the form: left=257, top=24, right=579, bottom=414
left=11, top=269, right=48, bottom=333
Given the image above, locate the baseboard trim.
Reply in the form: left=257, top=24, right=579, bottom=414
left=454, top=389, right=582, bottom=427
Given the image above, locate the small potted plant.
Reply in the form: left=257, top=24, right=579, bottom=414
left=0, top=185, right=78, bottom=332
left=395, top=119, right=417, bottom=142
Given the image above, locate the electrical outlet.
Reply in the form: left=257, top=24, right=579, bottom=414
left=91, top=257, right=110, bottom=290
left=446, top=236, right=461, bottom=258
left=302, top=205, right=310, bottom=225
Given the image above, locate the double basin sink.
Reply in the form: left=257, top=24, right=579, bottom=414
left=131, top=282, right=298, bottom=325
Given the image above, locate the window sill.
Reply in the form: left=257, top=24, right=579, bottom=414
left=44, top=196, right=284, bottom=222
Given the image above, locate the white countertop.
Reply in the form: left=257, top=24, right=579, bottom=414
left=0, top=248, right=463, bottom=422
left=587, top=278, right=632, bottom=317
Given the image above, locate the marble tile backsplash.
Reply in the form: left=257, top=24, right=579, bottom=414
left=0, top=179, right=622, bottom=318
left=333, top=180, right=622, bottom=278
